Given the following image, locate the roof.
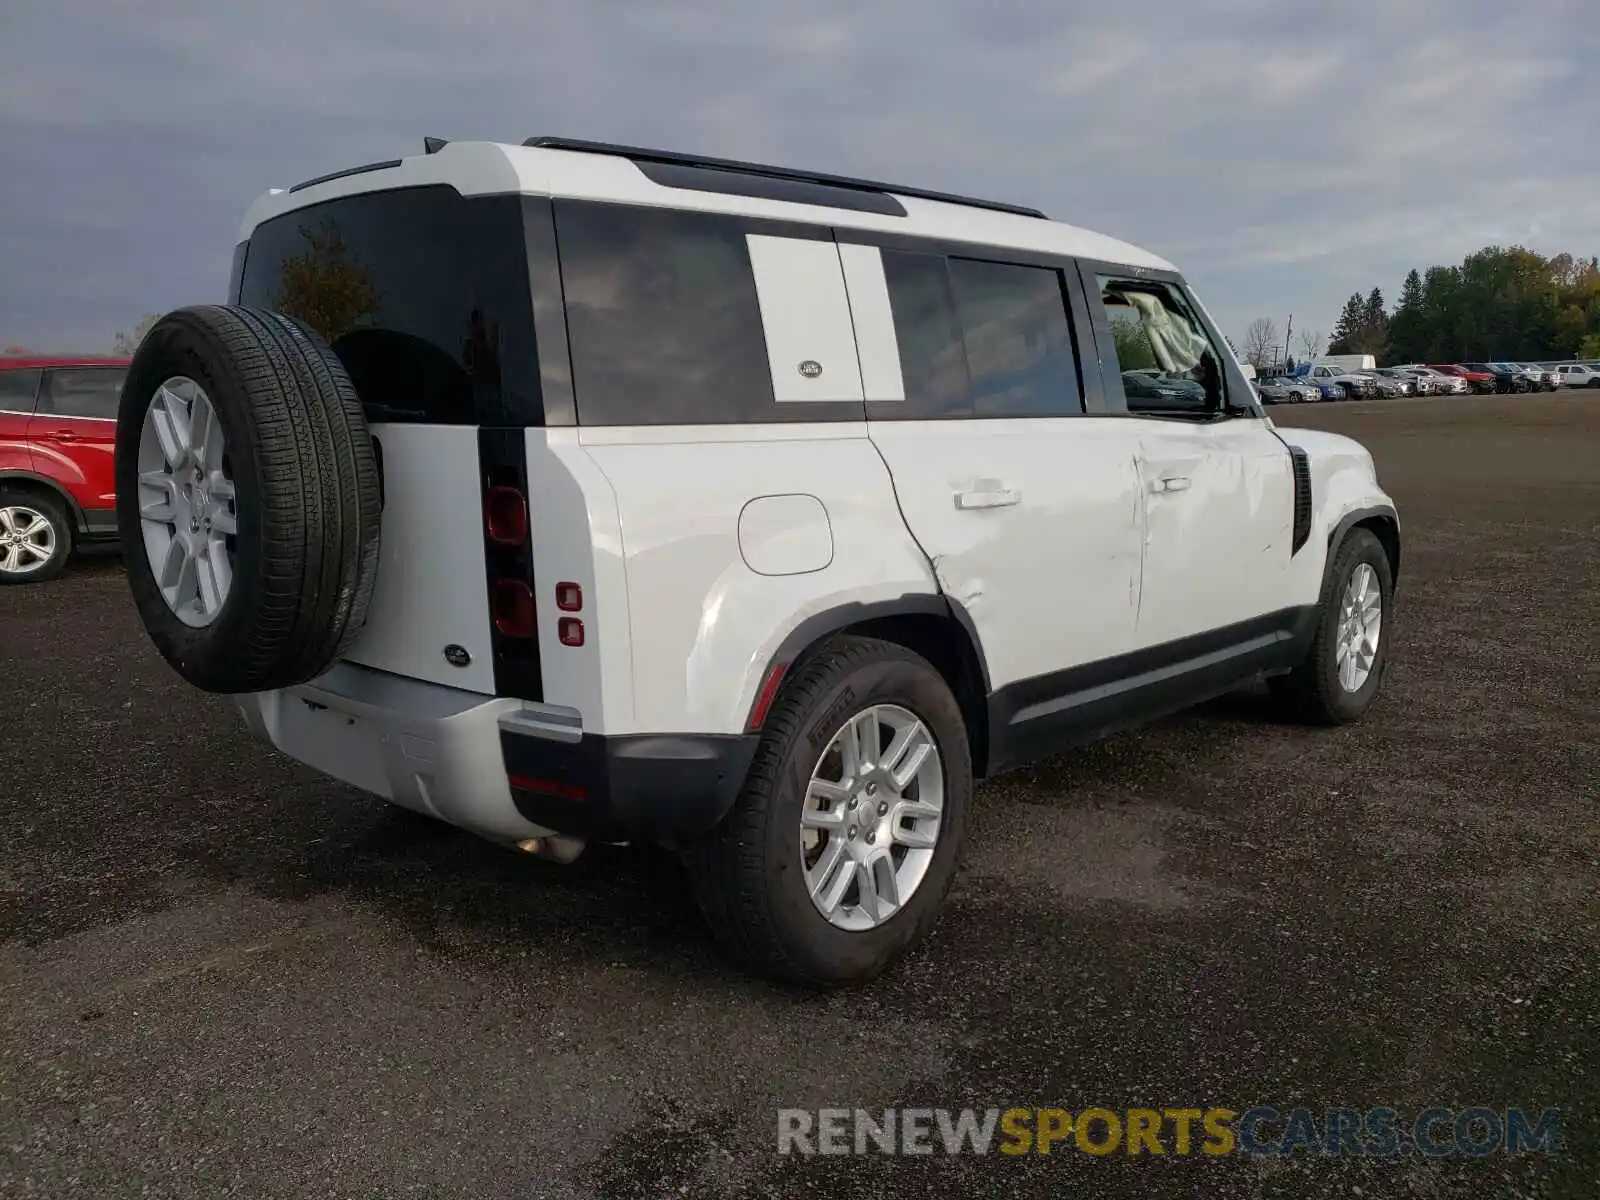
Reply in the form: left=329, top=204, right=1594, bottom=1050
left=0, top=355, right=131, bottom=371
left=241, top=139, right=1177, bottom=274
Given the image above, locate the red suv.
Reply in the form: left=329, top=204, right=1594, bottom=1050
left=1426, top=363, right=1496, bottom=394
left=0, top=355, right=130, bottom=583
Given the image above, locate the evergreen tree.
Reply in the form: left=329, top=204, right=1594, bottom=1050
left=1328, top=293, right=1365, bottom=354
left=1364, top=288, right=1387, bottom=332
left=1387, top=271, right=1425, bottom=363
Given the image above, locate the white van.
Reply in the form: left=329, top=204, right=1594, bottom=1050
left=1310, top=354, right=1377, bottom=373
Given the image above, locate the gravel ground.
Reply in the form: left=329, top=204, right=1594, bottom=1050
left=1, top=393, right=1595, bottom=1199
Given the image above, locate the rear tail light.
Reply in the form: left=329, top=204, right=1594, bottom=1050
left=485, top=485, right=528, bottom=546
left=478, top=428, right=544, bottom=701
left=555, top=581, right=583, bottom=612
left=558, top=617, right=584, bottom=647
left=492, top=580, right=536, bottom=638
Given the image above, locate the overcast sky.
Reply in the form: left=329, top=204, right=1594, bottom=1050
left=3, top=0, right=1596, bottom=355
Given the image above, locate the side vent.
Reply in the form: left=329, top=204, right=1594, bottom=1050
left=1289, top=446, right=1312, bottom=555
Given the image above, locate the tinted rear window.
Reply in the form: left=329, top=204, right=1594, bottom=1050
left=554, top=200, right=776, bottom=425
left=42, top=368, right=125, bottom=420
left=0, top=369, right=41, bottom=413
left=237, top=186, right=540, bottom=425
left=879, top=250, right=1081, bottom=418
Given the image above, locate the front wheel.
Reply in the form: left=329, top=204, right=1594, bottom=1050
left=688, top=636, right=972, bottom=988
left=1270, top=528, right=1393, bottom=724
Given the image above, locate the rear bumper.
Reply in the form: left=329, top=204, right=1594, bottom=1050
left=236, top=663, right=755, bottom=846
left=501, top=719, right=758, bottom=843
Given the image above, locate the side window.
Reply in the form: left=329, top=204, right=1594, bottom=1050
left=42, top=368, right=125, bottom=420
left=0, top=369, right=42, bottom=414
left=1097, top=276, right=1224, bottom=416
left=947, top=258, right=1081, bottom=417
left=879, top=249, right=1081, bottom=419
left=555, top=201, right=776, bottom=425
left=880, top=250, right=969, bottom=417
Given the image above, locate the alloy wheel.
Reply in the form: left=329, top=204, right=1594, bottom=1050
left=1335, top=563, right=1382, bottom=692
left=135, top=376, right=239, bottom=628
left=0, top=505, right=56, bottom=576
left=800, top=704, right=945, bottom=932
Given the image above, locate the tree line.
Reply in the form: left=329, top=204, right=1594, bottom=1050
left=1327, top=245, right=1600, bottom=364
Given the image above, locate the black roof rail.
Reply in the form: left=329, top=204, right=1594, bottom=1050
left=521, top=135, right=1048, bottom=219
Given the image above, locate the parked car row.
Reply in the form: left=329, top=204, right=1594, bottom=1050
left=1252, top=359, right=1600, bottom=403
left=1252, top=362, right=1435, bottom=403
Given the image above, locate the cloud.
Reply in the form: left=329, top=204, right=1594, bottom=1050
left=1, top=0, right=1596, bottom=350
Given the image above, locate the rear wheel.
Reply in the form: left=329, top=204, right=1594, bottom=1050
left=688, top=636, right=972, bottom=988
left=0, top=489, right=71, bottom=584
left=116, top=305, right=382, bottom=694
left=1271, top=528, right=1393, bottom=724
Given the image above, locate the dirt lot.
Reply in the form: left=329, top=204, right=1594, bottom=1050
left=1, top=394, right=1595, bottom=1199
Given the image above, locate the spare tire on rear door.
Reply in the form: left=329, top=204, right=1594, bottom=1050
left=115, top=305, right=383, bottom=694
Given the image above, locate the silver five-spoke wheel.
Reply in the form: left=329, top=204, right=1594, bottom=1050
left=801, top=703, right=944, bottom=932
left=0, top=505, right=56, bottom=576
left=136, top=376, right=238, bottom=628
left=1336, top=562, right=1382, bottom=692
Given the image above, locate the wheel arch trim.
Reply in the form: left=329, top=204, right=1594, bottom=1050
left=1329, top=503, right=1400, bottom=584
left=745, top=592, right=992, bottom=730
left=0, top=470, right=88, bottom=534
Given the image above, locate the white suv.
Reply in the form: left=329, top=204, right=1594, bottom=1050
left=1554, top=363, right=1600, bottom=388
left=111, top=136, right=1401, bottom=987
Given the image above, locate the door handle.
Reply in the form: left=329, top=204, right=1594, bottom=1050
left=47, top=430, right=79, bottom=442
left=953, top=488, right=1020, bottom=510
left=1148, top=475, right=1191, bottom=494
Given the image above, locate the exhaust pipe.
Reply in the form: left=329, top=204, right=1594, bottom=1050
left=515, top=834, right=586, bottom=865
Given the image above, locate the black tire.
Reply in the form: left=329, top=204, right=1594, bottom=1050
left=688, top=636, right=973, bottom=989
left=1270, top=528, right=1394, bottom=725
left=0, top=487, right=72, bottom=584
left=115, top=305, right=382, bottom=694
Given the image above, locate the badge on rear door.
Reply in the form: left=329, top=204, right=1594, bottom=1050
left=798, top=359, right=822, bottom=379
left=443, top=644, right=471, bottom=668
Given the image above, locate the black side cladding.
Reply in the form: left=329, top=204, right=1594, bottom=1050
left=479, top=427, right=543, bottom=700
left=1290, top=446, right=1313, bottom=555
